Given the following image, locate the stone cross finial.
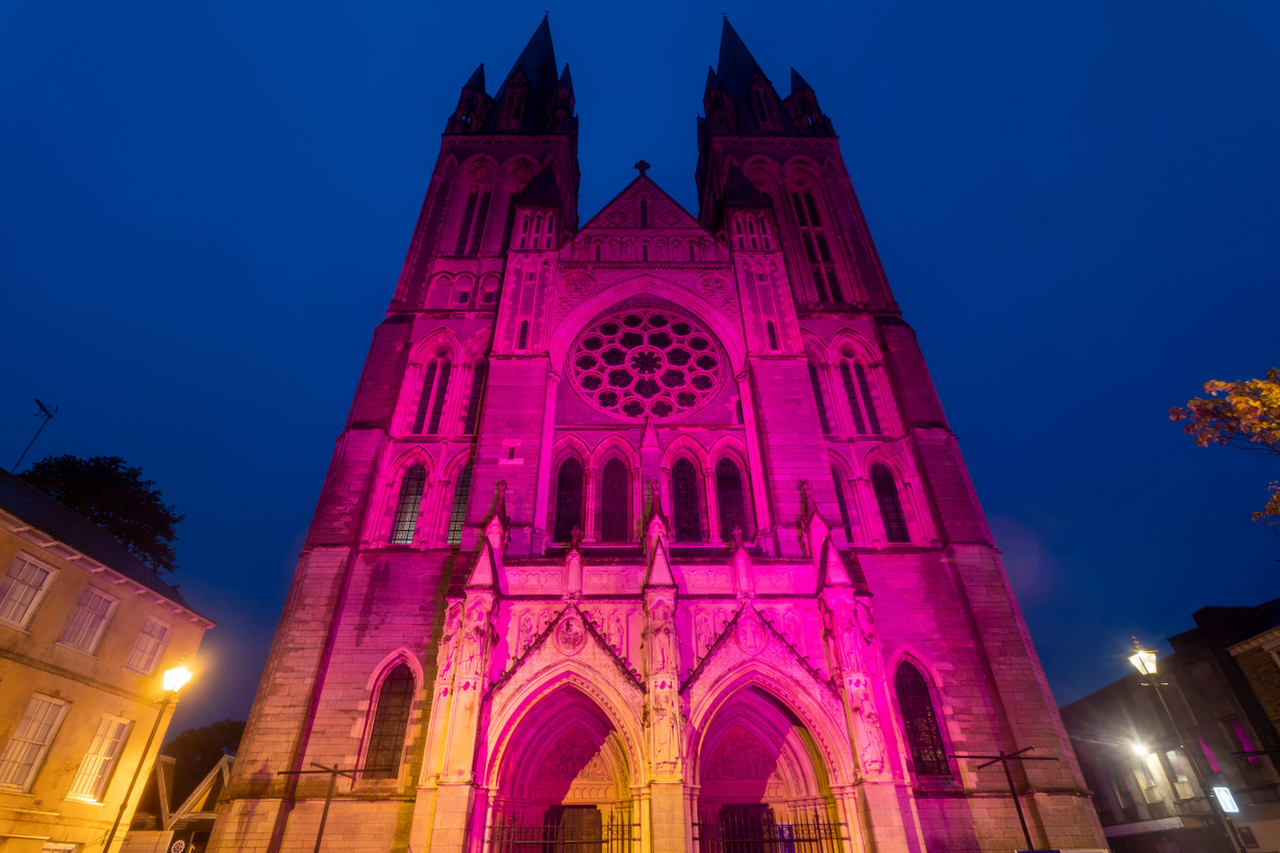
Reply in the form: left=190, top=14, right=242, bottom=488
left=634, top=160, right=650, bottom=177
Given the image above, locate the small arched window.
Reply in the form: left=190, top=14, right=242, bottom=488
left=518, top=215, right=530, bottom=248
left=364, top=663, right=415, bottom=778
left=599, top=458, right=630, bottom=542
left=766, top=321, right=779, bottom=351
left=454, top=192, right=478, bottom=256
left=517, top=321, right=529, bottom=350
left=753, top=87, right=770, bottom=124
left=831, top=464, right=853, bottom=541
left=466, top=192, right=491, bottom=256
left=808, top=363, right=831, bottom=433
left=671, top=458, right=702, bottom=542
left=895, top=662, right=950, bottom=777
left=595, top=244, right=602, bottom=262
left=389, top=464, right=426, bottom=545
left=553, top=458, right=584, bottom=542
left=870, top=463, right=910, bottom=543
left=642, top=244, right=649, bottom=262
left=462, top=361, right=487, bottom=435
left=758, top=216, right=770, bottom=249
left=446, top=461, right=472, bottom=545
left=425, top=361, right=452, bottom=436
left=640, top=200, right=648, bottom=228
left=715, top=458, right=747, bottom=542
left=689, top=245, right=697, bottom=262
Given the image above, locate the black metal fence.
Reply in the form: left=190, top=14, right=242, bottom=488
left=693, top=809, right=846, bottom=853
left=488, top=808, right=639, bottom=853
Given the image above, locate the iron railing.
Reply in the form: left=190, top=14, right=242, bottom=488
left=488, top=809, right=639, bottom=853
left=693, top=810, right=846, bottom=853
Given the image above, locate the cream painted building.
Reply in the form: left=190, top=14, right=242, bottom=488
left=0, top=468, right=214, bottom=853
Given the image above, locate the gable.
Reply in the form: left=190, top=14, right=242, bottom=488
left=577, top=176, right=703, bottom=235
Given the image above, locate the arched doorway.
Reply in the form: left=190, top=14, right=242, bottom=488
left=694, top=687, right=840, bottom=853
left=489, top=687, right=635, bottom=853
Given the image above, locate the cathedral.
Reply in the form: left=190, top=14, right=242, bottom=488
left=209, top=18, right=1106, bottom=853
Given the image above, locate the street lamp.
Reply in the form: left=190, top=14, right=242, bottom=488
left=1128, top=638, right=1245, bottom=853
left=101, top=665, right=194, bottom=853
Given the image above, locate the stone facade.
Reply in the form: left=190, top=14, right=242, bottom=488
left=209, top=18, right=1106, bottom=853
left=0, top=469, right=213, bottom=853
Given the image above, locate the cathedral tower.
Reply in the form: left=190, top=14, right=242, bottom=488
left=210, top=19, right=1105, bottom=853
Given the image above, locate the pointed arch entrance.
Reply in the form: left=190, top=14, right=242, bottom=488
left=693, top=686, right=843, bottom=853
left=489, top=686, right=635, bottom=852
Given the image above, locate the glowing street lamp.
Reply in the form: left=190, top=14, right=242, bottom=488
left=101, top=664, right=195, bottom=853
left=1127, top=638, right=1246, bottom=853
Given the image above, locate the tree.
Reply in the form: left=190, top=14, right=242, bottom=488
left=1170, top=367, right=1280, bottom=532
left=18, top=455, right=184, bottom=571
left=161, top=720, right=246, bottom=773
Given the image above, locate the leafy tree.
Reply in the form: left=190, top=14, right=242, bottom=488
left=19, top=455, right=184, bottom=571
left=161, top=720, right=246, bottom=772
left=1170, top=367, right=1280, bottom=532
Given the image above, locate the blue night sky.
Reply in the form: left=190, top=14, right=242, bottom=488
left=2, top=0, right=1278, bottom=737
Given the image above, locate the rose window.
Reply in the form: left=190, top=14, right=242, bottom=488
left=569, top=309, right=726, bottom=420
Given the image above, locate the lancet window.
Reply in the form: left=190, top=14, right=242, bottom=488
left=389, top=464, right=426, bottom=545
left=411, top=359, right=452, bottom=435
left=671, top=458, right=702, bottom=542
left=870, top=462, right=910, bottom=543
left=809, top=363, right=831, bottom=433
left=838, top=360, right=881, bottom=435
left=895, top=662, right=950, bottom=777
left=715, top=458, right=748, bottom=541
left=364, top=663, right=415, bottom=779
left=831, top=464, right=853, bottom=541
left=446, top=461, right=472, bottom=545
left=791, top=187, right=841, bottom=302
left=599, top=458, right=630, bottom=542
left=640, top=199, right=649, bottom=228
left=455, top=189, right=490, bottom=256
left=462, top=361, right=487, bottom=434
left=553, top=458, right=584, bottom=543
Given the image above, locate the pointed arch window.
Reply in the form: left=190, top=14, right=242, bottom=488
left=462, top=361, right=487, bottom=434
left=389, top=464, right=426, bottom=545
left=599, top=458, right=630, bottom=543
left=364, top=663, right=415, bottom=779
left=753, top=86, right=772, bottom=125
left=517, top=321, right=530, bottom=351
left=809, top=363, right=831, bottom=433
left=791, top=188, right=841, bottom=302
left=425, top=361, right=452, bottom=435
left=870, top=463, right=910, bottom=543
left=454, top=192, right=478, bottom=256
left=411, top=360, right=449, bottom=435
left=838, top=359, right=881, bottom=436
left=595, top=244, right=602, bottom=262
left=446, top=461, right=473, bottom=545
left=671, top=458, right=702, bottom=542
left=715, top=458, right=748, bottom=542
left=831, top=465, right=853, bottom=541
left=758, top=216, right=771, bottom=249
left=642, top=244, right=649, bottom=262
left=640, top=199, right=649, bottom=228
left=553, top=458, right=584, bottom=543
left=466, top=192, right=491, bottom=255
left=895, top=662, right=950, bottom=776
left=766, top=321, right=779, bottom=351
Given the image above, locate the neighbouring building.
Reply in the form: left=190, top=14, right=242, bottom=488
left=209, top=18, right=1107, bottom=853
left=0, top=468, right=214, bottom=853
left=1060, top=600, right=1280, bottom=853
left=120, top=754, right=234, bottom=853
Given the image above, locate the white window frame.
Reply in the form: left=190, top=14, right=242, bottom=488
left=0, top=693, right=71, bottom=792
left=66, top=713, right=132, bottom=802
left=124, top=616, right=172, bottom=676
left=58, top=586, right=119, bottom=655
left=0, top=552, right=58, bottom=631
left=41, top=844, right=79, bottom=853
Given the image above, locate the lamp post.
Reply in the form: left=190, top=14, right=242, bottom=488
left=1128, top=639, right=1245, bottom=853
left=101, top=665, right=193, bottom=853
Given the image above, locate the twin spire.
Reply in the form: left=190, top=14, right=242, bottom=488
left=448, top=17, right=829, bottom=139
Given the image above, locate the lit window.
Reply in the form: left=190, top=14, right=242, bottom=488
left=364, top=664, right=414, bottom=779
left=0, top=694, right=68, bottom=791
left=895, top=663, right=949, bottom=776
left=870, top=463, right=910, bottom=543
left=67, top=715, right=131, bottom=802
left=389, top=464, right=427, bottom=545
left=59, top=587, right=116, bottom=654
left=0, top=554, right=54, bottom=629
left=125, top=617, right=171, bottom=675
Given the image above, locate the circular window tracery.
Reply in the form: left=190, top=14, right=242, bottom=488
left=569, top=308, right=727, bottom=421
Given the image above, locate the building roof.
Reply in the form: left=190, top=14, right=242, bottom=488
left=790, top=68, right=813, bottom=96
left=484, top=17, right=560, bottom=134
left=715, top=18, right=767, bottom=105
left=723, top=164, right=770, bottom=208
left=516, top=166, right=564, bottom=207
left=0, top=466, right=193, bottom=609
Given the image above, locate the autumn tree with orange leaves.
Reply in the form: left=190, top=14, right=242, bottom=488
left=1170, top=367, right=1280, bottom=533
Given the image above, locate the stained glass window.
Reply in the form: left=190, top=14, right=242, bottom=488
left=446, top=462, right=472, bottom=545
left=364, top=663, right=414, bottom=778
left=672, top=458, right=702, bottom=542
left=390, top=464, right=426, bottom=544
left=716, top=459, right=747, bottom=542
left=554, top=459, right=584, bottom=543
left=871, top=463, right=910, bottom=543
left=599, top=459, right=629, bottom=542
left=895, top=662, right=950, bottom=776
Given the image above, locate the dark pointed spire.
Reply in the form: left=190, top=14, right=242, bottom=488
left=790, top=67, right=812, bottom=96
left=716, top=18, right=767, bottom=103
left=502, top=16, right=557, bottom=99
left=464, top=63, right=485, bottom=91
left=483, top=17, right=561, bottom=133
left=516, top=166, right=563, bottom=207
left=558, top=63, right=573, bottom=91
left=704, top=66, right=722, bottom=93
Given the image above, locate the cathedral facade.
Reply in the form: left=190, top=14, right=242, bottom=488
left=209, top=19, right=1106, bottom=853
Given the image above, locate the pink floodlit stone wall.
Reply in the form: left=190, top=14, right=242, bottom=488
left=208, top=22, right=1106, bottom=853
